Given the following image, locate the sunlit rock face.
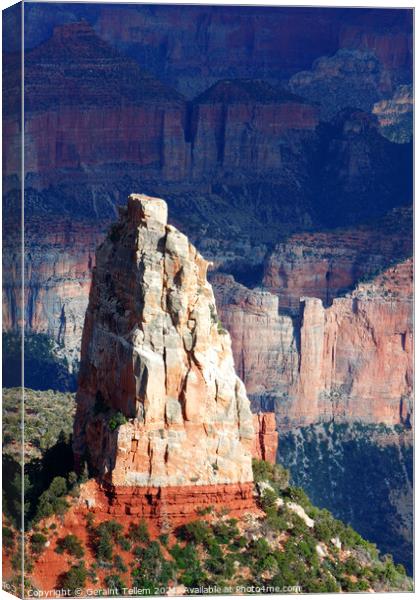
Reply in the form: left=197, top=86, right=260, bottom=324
left=373, top=84, right=413, bottom=143
left=73, top=194, right=256, bottom=490
left=214, top=257, right=413, bottom=431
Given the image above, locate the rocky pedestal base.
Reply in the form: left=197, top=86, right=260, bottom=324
left=79, top=480, right=257, bottom=527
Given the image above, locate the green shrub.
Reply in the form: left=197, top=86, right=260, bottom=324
left=60, top=563, right=87, bottom=595
left=104, top=574, right=126, bottom=593
left=287, top=511, right=309, bottom=536
left=118, top=537, right=131, bottom=552
left=35, top=477, right=69, bottom=521
left=95, top=524, right=118, bottom=562
left=170, top=543, right=199, bottom=570
left=286, top=486, right=312, bottom=510
left=99, top=520, right=123, bottom=539
left=55, top=534, right=84, bottom=558
left=49, top=477, right=67, bottom=497
left=206, top=538, right=223, bottom=561
left=114, top=555, right=127, bottom=573
left=109, top=412, right=127, bottom=431
left=128, top=520, right=150, bottom=544
left=177, top=520, right=212, bottom=545
left=228, top=535, right=247, bottom=551
left=260, top=488, right=278, bottom=512
left=249, top=538, right=271, bottom=561
left=3, top=527, right=15, bottom=550
left=196, top=506, right=214, bottom=516
left=252, top=459, right=289, bottom=491
left=265, top=509, right=289, bottom=532
left=132, top=542, right=174, bottom=590
left=30, top=533, right=47, bottom=555
left=314, top=509, right=337, bottom=543
left=256, top=553, right=278, bottom=576
left=296, top=533, right=317, bottom=562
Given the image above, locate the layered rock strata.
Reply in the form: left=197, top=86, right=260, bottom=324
left=263, top=207, right=413, bottom=314
left=214, top=258, right=413, bottom=429
left=84, top=481, right=256, bottom=522
left=3, top=24, right=412, bottom=358
left=286, top=257, right=413, bottom=428
left=211, top=273, right=298, bottom=406
left=74, top=194, right=258, bottom=515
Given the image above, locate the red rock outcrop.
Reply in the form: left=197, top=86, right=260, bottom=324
left=252, top=413, right=278, bottom=464
left=295, top=257, right=413, bottom=427
left=74, top=194, right=257, bottom=515
left=6, top=23, right=320, bottom=186
left=4, top=22, right=190, bottom=184
left=88, top=481, right=256, bottom=522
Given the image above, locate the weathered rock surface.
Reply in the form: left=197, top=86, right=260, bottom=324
left=214, top=258, right=413, bottom=430
left=252, top=413, right=278, bottom=464
left=288, top=258, right=413, bottom=428
left=74, top=194, right=256, bottom=496
left=85, top=481, right=256, bottom=521
left=211, top=273, right=298, bottom=407
left=3, top=23, right=412, bottom=357
left=289, top=49, right=394, bottom=120
left=263, top=207, right=413, bottom=314
left=4, top=219, right=105, bottom=369
left=373, top=84, right=413, bottom=142
left=190, top=80, right=319, bottom=176
left=9, top=22, right=189, bottom=185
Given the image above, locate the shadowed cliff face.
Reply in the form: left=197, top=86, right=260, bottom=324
left=4, top=20, right=412, bottom=230
left=19, top=5, right=412, bottom=97
left=74, top=194, right=257, bottom=490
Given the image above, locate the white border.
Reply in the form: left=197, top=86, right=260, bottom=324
left=0, top=2, right=416, bottom=600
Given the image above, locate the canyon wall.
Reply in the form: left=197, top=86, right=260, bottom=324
left=263, top=207, right=412, bottom=313
left=3, top=217, right=106, bottom=370
left=213, top=257, right=413, bottom=430
left=4, top=207, right=412, bottom=432
left=19, top=6, right=412, bottom=99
